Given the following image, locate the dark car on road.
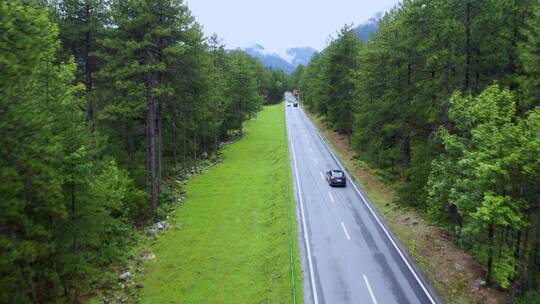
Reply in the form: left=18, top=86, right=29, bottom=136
left=326, top=169, right=346, bottom=187
left=293, top=102, right=298, bottom=107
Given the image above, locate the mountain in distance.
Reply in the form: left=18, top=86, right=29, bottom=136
left=243, top=12, right=382, bottom=73
left=353, top=11, right=383, bottom=41
left=243, top=44, right=316, bottom=74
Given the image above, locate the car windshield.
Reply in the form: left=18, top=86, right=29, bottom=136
left=332, top=171, right=343, bottom=177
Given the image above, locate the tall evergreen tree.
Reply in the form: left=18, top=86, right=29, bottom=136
left=54, top=0, right=109, bottom=124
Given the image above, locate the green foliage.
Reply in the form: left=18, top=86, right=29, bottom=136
left=288, top=64, right=305, bottom=90
left=300, top=25, right=361, bottom=135
left=427, top=85, right=537, bottom=289
left=224, top=51, right=265, bottom=133
left=265, top=68, right=288, bottom=104
left=516, top=291, right=540, bottom=304
left=518, top=0, right=540, bottom=110
left=1, top=0, right=283, bottom=301
left=1, top=1, right=68, bottom=301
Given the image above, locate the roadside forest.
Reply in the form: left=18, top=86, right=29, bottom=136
left=0, top=0, right=287, bottom=302
left=296, top=0, right=540, bottom=299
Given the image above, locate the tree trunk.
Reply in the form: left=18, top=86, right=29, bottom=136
left=533, top=207, right=540, bottom=278
left=182, top=101, right=187, bottom=166
left=145, top=52, right=158, bottom=217
left=401, top=130, right=411, bottom=169
left=464, top=1, right=472, bottom=92
left=146, top=114, right=150, bottom=190
left=238, top=96, right=243, bottom=135
left=515, top=230, right=522, bottom=260
left=407, top=62, right=411, bottom=86
left=157, top=99, right=163, bottom=189
left=170, top=98, right=178, bottom=167
left=523, top=213, right=531, bottom=287
left=71, top=178, right=76, bottom=254
left=486, top=222, right=495, bottom=285
left=214, top=100, right=218, bottom=154
left=475, top=47, right=480, bottom=90
left=192, top=131, right=197, bottom=171
left=70, top=175, right=79, bottom=302
left=125, top=120, right=134, bottom=173
left=84, top=3, right=93, bottom=124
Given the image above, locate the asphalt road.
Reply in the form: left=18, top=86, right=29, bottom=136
left=285, top=100, right=439, bottom=304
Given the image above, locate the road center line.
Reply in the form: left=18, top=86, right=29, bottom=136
left=363, top=275, right=378, bottom=304
left=328, top=191, right=335, bottom=203
left=288, top=125, right=319, bottom=304
left=340, top=222, right=351, bottom=240
left=320, top=171, right=325, bottom=180
left=314, top=158, right=318, bottom=164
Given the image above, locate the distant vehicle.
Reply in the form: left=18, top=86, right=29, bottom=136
left=287, top=103, right=291, bottom=107
left=293, top=102, right=298, bottom=107
left=326, top=170, right=346, bottom=187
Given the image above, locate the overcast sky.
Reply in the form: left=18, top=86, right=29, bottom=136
left=186, top=0, right=400, bottom=54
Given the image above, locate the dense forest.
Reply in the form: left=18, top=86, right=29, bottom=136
left=296, top=0, right=540, bottom=299
left=0, top=0, right=288, bottom=302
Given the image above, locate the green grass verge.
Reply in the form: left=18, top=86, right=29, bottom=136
left=140, top=104, right=303, bottom=304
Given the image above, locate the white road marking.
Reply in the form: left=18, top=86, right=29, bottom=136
left=314, top=158, right=318, bottom=164
left=363, top=275, right=378, bottom=304
left=288, top=126, right=319, bottom=304
left=328, top=191, right=335, bottom=203
left=320, top=171, right=325, bottom=180
left=341, top=222, right=351, bottom=240
left=310, top=147, right=313, bottom=153
left=300, top=109, right=437, bottom=304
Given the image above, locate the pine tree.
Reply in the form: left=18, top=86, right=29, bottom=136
left=225, top=51, right=264, bottom=135
left=0, top=2, right=67, bottom=301
left=100, top=0, right=196, bottom=217
left=324, top=25, right=362, bottom=138
left=54, top=0, right=109, bottom=124
left=519, top=0, right=540, bottom=110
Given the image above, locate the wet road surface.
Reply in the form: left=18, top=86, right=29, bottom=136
left=286, top=101, right=439, bottom=304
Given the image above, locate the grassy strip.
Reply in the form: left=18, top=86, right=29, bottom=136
left=305, top=111, right=507, bottom=304
left=139, top=104, right=302, bottom=303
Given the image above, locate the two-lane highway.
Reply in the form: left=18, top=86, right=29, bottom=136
left=286, top=102, right=438, bottom=304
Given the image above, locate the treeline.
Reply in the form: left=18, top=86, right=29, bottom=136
left=297, top=0, right=540, bottom=297
left=0, top=0, right=287, bottom=302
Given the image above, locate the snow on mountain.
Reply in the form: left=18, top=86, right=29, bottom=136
left=243, top=44, right=316, bottom=74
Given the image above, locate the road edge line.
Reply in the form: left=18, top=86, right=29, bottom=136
left=288, top=124, right=319, bottom=304
left=283, top=105, right=298, bottom=304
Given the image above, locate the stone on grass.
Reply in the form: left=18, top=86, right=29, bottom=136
left=155, top=221, right=169, bottom=230
left=147, top=228, right=158, bottom=238
left=118, top=271, right=131, bottom=281
left=474, top=278, right=487, bottom=288
left=141, top=252, right=156, bottom=261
